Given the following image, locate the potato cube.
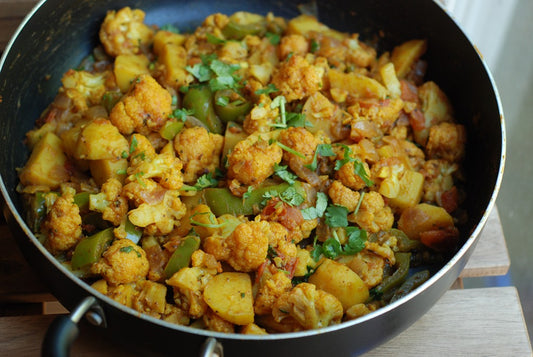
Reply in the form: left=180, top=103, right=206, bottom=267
left=89, top=158, right=127, bottom=186
left=389, top=170, right=424, bottom=210
left=19, top=132, right=69, bottom=189
left=328, top=69, right=388, bottom=99
left=398, top=203, right=455, bottom=240
left=203, top=272, right=254, bottom=325
left=74, top=118, right=129, bottom=160
left=379, top=62, right=401, bottom=98
left=287, top=14, right=345, bottom=40
left=391, top=39, right=427, bottom=78
left=309, top=258, right=369, bottom=310
left=153, top=30, right=186, bottom=55
left=114, top=54, right=150, bottom=92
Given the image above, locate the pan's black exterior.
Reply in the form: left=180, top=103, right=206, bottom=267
left=0, top=0, right=505, bottom=356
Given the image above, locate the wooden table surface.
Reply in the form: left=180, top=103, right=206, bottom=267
left=1, top=1, right=531, bottom=355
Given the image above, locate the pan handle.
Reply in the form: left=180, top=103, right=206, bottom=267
left=200, top=337, right=224, bottom=357
left=41, top=296, right=106, bottom=357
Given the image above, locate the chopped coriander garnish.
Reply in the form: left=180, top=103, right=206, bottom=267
left=305, top=143, right=335, bottom=171
left=120, top=246, right=142, bottom=258
left=273, top=163, right=298, bottom=185
left=255, top=83, right=279, bottom=95
left=301, top=192, right=328, bottom=220
left=263, top=186, right=304, bottom=207
left=353, top=191, right=365, bottom=216
left=194, top=172, right=219, bottom=190
left=169, top=108, right=194, bottom=122
left=265, top=32, right=281, bottom=45
left=310, top=39, right=319, bottom=53
left=129, top=136, right=138, bottom=154
left=160, top=24, right=180, bottom=33
left=276, top=142, right=307, bottom=159
left=325, top=204, right=349, bottom=227
left=116, top=168, right=127, bottom=175
left=286, top=112, right=312, bottom=128
left=242, top=186, right=254, bottom=200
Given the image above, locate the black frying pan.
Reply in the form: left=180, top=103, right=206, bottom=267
left=0, top=0, right=505, bottom=356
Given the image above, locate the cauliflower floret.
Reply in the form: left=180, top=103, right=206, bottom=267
left=99, top=7, right=154, bottom=57
left=227, top=133, right=283, bottom=189
left=89, top=178, right=128, bottom=226
left=272, top=283, right=343, bottom=330
left=254, top=271, right=293, bottom=315
left=225, top=221, right=269, bottom=272
left=278, top=127, right=320, bottom=183
left=271, top=55, right=324, bottom=102
left=349, top=191, right=394, bottom=233
left=191, top=249, right=222, bottom=273
left=265, top=221, right=298, bottom=270
left=202, top=233, right=231, bottom=262
left=91, top=238, right=149, bottom=285
left=173, top=127, right=224, bottom=183
left=128, top=190, right=186, bottom=235
left=335, top=146, right=372, bottom=191
left=128, top=145, right=184, bottom=190
left=347, top=251, right=386, bottom=288
left=328, top=180, right=361, bottom=212
left=243, top=94, right=280, bottom=134
left=279, top=34, right=309, bottom=59
left=42, top=187, right=82, bottom=254
left=347, top=97, right=404, bottom=132
left=420, top=159, right=458, bottom=203
left=426, top=122, right=466, bottom=163
left=109, top=74, right=172, bottom=135
left=60, top=69, right=107, bottom=112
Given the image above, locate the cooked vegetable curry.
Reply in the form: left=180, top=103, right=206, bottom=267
left=17, top=7, right=467, bottom=333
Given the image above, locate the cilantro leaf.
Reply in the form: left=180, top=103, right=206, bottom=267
left=194, top=172, right=219, bottom=190
left=255, top=83, right=279, bottom=95
left=274, top=163, right=297, bottom=185
left=305, top=143, right=335, bottom=171
left=276, top=142, right=307, bottom=159
left=343, top=226, right=367, bottom=255
left=169, top=108, right=194, bottom=121
left=216, top=95, right=229, bottom=107
left=322, top=237, right=342, bottom=259
left=265, top=32, right=281, bottom=45
left=325, top=204, right=349, bottom=227
left=242, top=186, right=254, bottom=200
left=301, top=192, right=328, bottom=220
left=279, top=186, right=305, bottom=206
left=310, top=39, right=319, bottom=53
left=160, top=24, right=180, bottom=33
left=186, top=63, right=212, bottom=82
left=129, top=135, right=138, bottom=154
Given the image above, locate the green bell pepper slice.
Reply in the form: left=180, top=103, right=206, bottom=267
left=182, top=85, right=223, bottom=134
left=222, top=20, right=267, bottom=40
left=204, top=182, right=305, bottom=216
left=371, top=252, right=411, bottom=298
left=390, top=269, right=430, bottom=303
left=71, top=227, right=114, bottom=270
left=159, top=119, right=184, bottom=140
left=214, top=89, right=251, bottom=123
left=125, top=217, right=143, bottom=244
left=164, top=236, right=201, bottom=278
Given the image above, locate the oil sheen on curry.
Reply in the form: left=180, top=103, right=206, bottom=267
left=17, top=7, right=466, bottom=334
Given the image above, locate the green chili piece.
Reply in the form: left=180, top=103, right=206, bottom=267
left=204, top=182, right=305, bottom=216
left=214, top=89, right=251, bottom=123
left=125, top=217, right=142, bottom=244
left=390, top=228, right=423, bottom=252
left=373, top=252, right=411, bottom=297
left=222, top=20, right=266, bottom=40
left=164, top=236, right=201, bottom=278
left=159, top=119, right=184, bottom=140
left=182, top=85, right=223, bottom=134
left=390, top=269, right=431, bottom=303
left=25, top=192, right=47, bottom=232
left=71, top=227, right=114, bottom=270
